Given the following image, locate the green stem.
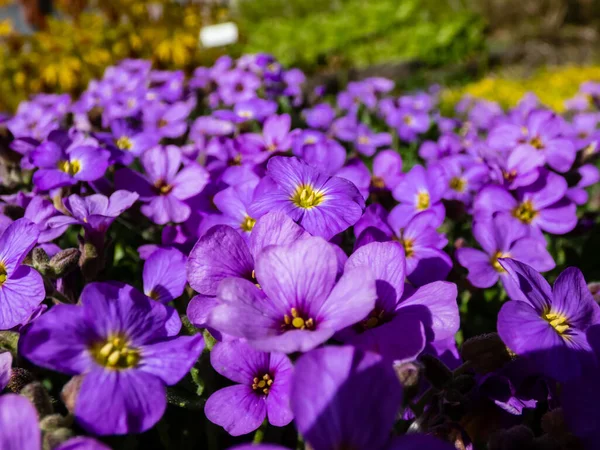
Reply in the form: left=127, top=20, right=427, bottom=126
left=253, top=420, right=268, bottom=443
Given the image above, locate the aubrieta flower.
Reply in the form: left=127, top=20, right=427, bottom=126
left=143, top=247, right=187, bottom=304
left=30, top=131, right=110, bottom=191
left=387, top=107, right=430, bottom=142
left=23, top=195, right=69, bottom=243
left=291, top=131, right=346, bottom=175
left=457, top=213, right=555, bottom=299
left=205, top=339, right=293, bottom=436
left=206, top=236, right=376, bottom=353
left=391, top=164, right=446, bottom=228
left=371, top=150, right=403, bottom=192
left=353, top=124, right=392, bottom=157
left=474, top=169, right=577, bottom=238
left=0, top=393, right=110, bottom=450
left=116, top=146, right=209, bottom=225
left=213, top=181, right=259, bottom=240
left=21, top=282, right=204, bottom=435
left=250, top=156, right=364, bottom=240
left=143, top=100, right=195, bottom=139
left=291, top=346, right=455, bottom=450
left=0, top=219, right=45, bottom=330
left=337, top=241, right=459, bottom=361
left=438, top=155, right=489, bottom=205
left=497, top=259, right=600, bottom=382
left=48, top=190, right=139, bottom=237
left=355, top=206, right=451, bottom=286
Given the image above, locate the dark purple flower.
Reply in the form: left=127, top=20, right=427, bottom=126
left=0, top=219, right=45, bottom=330
left=250, top=157, right=364, bottom=240
left=30, top=131, right=110, bottom=191
left=206, top=236, right=376, bottom=353
left=497, top=259, right=600, bottom=382
left=20, top=282, right=204, bottom=435
left=115, top=146, right=209, bottom=225
left=337, top=241, right=458, bottom=361
left=391, top=164, right=446, bottom=229
left=205, top=340, right=293, bottom=435
left=457, top=213, right=555, bottom=299
left=291, top=346, right=455, bottom=450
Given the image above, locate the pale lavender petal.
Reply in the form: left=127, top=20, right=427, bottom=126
left=205, top=385, right=266, bottom=436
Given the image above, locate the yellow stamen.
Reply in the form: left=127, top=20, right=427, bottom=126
left=91, top=334, right=140, bottom=370
left=402, top=238, right=414, bottom=258
left=490, top=251, right=510, bottom=273
left=116, top=136, right=133, bottom=151
left=544, top=311, right=570, bottom=336
left=512, top=200, right=538, bottom=224
left=154, top=179, right=173, bottom=195
left=415, top=192, right=430, bottom=211
left=403, top=115, right=413, bottom=125
left=240, top=216, right=256, bottom=232
left=57, top=159, right=81, bottom=176
left=0, top=262, right=7, bottom=285
left=359, top=308, right=386, bottom=330
left=357, top=135, right=370, bottom=145
left=530, top=136, right=544, bottom=150
left=252, top=373, right=273, bottom=395
left=371, top=176, right=385, bottom=189
left=282, top=308, right=315, bottom=330
left=291, top=184, right=325, bottom=209
left=449, top=177, right=466, bottom=193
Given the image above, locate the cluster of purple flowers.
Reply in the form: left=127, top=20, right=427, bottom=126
left=0, top=55, right=599, bottom=449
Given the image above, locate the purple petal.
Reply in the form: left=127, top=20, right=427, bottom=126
left=56, top=437, right=111, bottom=450
left=187, top=226, right=254, bottom=296
left=143, top=248, right=187, bottom=303
left=205, top=385, right=266, bottom=436
left=0, top=266, right=45, bottom=330
left=456, top=248, right=498, bottom=288
left=139, top=335, right=204, bottom=385
left=0, top=218, right=40, bottom=274
left=249, top=211, right=308, bottom=260
left=0, top=394, right=41, bottom=450
left=76, top=368, right=166, bottom=435
left=0, top=351, right=13, bottom=390
left=171, top=164, right=209, bottom=200
left=552, top=267, right=600, bottom=330
left=498, top=258, right=552, bottom=313
left=210, top=340, right=270, bottom=384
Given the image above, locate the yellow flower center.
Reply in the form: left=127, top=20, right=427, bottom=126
left=512, top=200, right=538, bottom=224
left=116, top=136, right=133, bottom=151
left=357, top=135, right=370, bottom=145
left=158, top=119, right=169, bottom=128
left=57, top=159, right=81, bottom=176
left=371, top=176, right=385, bottom=189
left=416, top=191, right=430, bottom=211
left=402, top=238, right=415, bottom=258
left=450, top=176, right=466, bottom=193
left=240, top=216, right=256, bottom=232
left=282, top=307, right=315, bottom=330
left=0, top=262, right=7, bottom=285
left=503, top=170, right=517, bottom=182
left=403, top=115, right=413, bottom=125
left=490, top=251, right=510, bottom=272
left=238, top=110, right=253, bottom=118
left=154, top=179, right=173, bottom=195
left=91, top=335, right=140, bottom=370
left=252, top=373, right=273, bottom=395
left=544, top=311, right=570, bottom=335
left=359, top=308, right=386, bottom=330
left=291, top=184, right=325, bottom=209
left=530, top=136, right=544, bottom=150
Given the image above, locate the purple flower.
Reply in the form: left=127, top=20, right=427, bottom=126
left=213, top=181, right=259, bottom=239
left=457, top=213, right=555, bottom=299
left=337, top=241, right=458, bottom=361
left=30, top=131, right=110, bottom=191
left=418, top=134, right=462, bottom=162
left=483, top=145, right=544, bottom=190
left=303, top=103, right=336, bottom=129
left=20, top=282, right=204, bottom=435
left=567, top=164, right=600, bottom=205
left=353, top=124, right=392, bottom=157
left=292, top=131, right=346, bottom=175
left=204, top=340, right=293, bottom=435
left=250, top=157, right=364, bottom=240
left=143, top=100, right=194, bottom=139
left=218, top=69, right=261, bottom=105
left=371, top=150, right=403, bottom=191
left=489, top=110, right=576, bottom=172
left=115, top=146, right=209, bottom=225
left=206, top=236, right=376, bottom=353
left=497, top=259, right=600, bottom=382
left=387, top=107, right=430, bottom=142
left=24, top=195, right=68, bottom=243
left=0, top=219, right=45, bottom=330
left=474, top=169, right=577, bottom=237
left=48, top=190, right=139, bottom=235
left=101, top=119, right=159, bottom=164
left=391, top=164, right=446, bottom=229
left=356, top=206, right=451, bottom=286
left=438, top=156, right=489, bottom=205
left=291, top=346, right=455, bottom=450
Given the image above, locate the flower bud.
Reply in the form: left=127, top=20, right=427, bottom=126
left=20, top=381, right=53, bottom=417
left=79, top=241, right=100, bottom=279
left=0, top=330, right=19, bottom=354
left=49, top=248, right=80, bottom=278
left=61, top=375, right=84, bottom=414
left=588, top=282, right=600, bottom=304
left=40, top=413, right=73, bottom=432
left=394, top=361, right=421, bottom=389
left=461, top=333, right=512, bottom=374
left=42, top=428, right=73, bottom=450
left=6, top=367, right=35, bottom=393
left=32, top=247, right=51, bottom=275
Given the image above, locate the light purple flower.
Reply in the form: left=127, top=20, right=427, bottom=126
left=206, top=237, right=376, bottom=353
left=0, top=219, right=45, bottom=330
left=115, top=146, right=209, bottom=225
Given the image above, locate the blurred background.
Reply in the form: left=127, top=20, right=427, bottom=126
left=1, top=0, right=600, bottom=113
